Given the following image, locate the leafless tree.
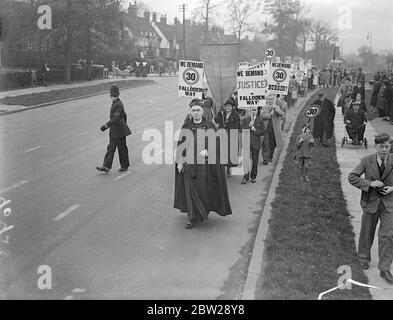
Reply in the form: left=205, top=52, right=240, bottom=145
left=192, top=0, right=224, bottom=43
left=226, top=0, right=261, bottom=40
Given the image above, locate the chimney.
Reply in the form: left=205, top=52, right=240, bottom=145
left=128, top=1, right=137, bottom=17
left=152, top=12, right=157, bottom=22
left=174, top=17, right=180, bottom=25
left=144, top=10, right=150, bottom=21
left=160, top=14, right=167, bottom=25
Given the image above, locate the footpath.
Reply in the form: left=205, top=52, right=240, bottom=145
left=335, top=96, right=393, bottom=299
left=0, top=74, right=173, bottom=115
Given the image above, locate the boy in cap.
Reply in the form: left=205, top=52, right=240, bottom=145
left=96, top=85, right=131, bottom=173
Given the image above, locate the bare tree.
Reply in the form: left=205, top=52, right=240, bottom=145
left=310, top=20, right=338, bottom=50
left=226, top=0, right=261, bottom=40
left=192, top=0, right=224, bottom=43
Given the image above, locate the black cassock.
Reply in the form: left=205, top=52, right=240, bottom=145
left=174, top=118, right=232, bottom=224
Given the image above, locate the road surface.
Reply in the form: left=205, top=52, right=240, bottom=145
left=0, top=77, right=275, bottom=299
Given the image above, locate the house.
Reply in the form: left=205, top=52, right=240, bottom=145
left=151, top=15, right=180, bottom=58
left=124, top=2, right=161, bottom=58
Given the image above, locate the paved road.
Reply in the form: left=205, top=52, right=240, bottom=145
left=0, top=77, right=275, bottom=299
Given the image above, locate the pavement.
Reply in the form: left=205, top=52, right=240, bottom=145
left=334, top=95, right=393, bottom=299
left=0, top=75, right=174, bottom=114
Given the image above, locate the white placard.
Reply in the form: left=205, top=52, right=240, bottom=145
left=267, top=61, right=292, bottom=95
left=264, top=48, right=275, bottom=59
left=178, top=60, right=205, bottom=99
left=236, top=66, right=269, bottom=109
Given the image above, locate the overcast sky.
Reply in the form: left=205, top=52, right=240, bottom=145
left=129, top=0, right=393, bottom=55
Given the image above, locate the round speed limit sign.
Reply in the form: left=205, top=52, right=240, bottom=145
left=182, top=67, right=200, bottom=86
left=265, top=48, right=275, bottom=59
left=304, top=105, right=321, bottom=118
left=272, top=68, right=287, bottom=83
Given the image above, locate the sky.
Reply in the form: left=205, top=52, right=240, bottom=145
left=124, top=0, right=393, bottom=55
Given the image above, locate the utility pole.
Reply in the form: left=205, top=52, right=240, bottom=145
left=369, top=32, right=372, bottom=69
left=178, top=3, right=187, bottom=59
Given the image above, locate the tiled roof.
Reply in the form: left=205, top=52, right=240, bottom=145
left=125, top=15, right=159, bottom=39
left=155, top=22, right=176, bottom=41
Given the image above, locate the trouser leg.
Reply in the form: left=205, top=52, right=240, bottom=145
left=250, top=147, right=259, bottom=179
left=117, top=136, right=130, bottom=168
left=262, top=134, right=270, bottom=161
left=358, top=210, right=380, bottom=263
left=377, top=205, right=393, bottom=271
left=359, top=125, right=365, bottom=140
left=103, top=138, right=117, bottom=169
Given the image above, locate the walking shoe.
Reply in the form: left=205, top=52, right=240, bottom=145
left=263, top=160, right=268, bottom=165
left=119, top=167, right=128, bottom=172
left=185, top=222, right=195, bottom=229
left=251, top=178, right=256, bottom=183
left=241, top=178, right=248, bottom=184
left=380, top=270, right=393, bottom=284
left=360, top=261, right=369, bottom=270
left=96, top=166, right=109, bottom=172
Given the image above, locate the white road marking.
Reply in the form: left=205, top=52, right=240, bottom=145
left=24, top=145, right=42, bottom=153
left=72, top=288, right=87, bottom=293
left=114, top=170, right=132, bottom=181
left=72, top=131, right=89, bottom=137
left=0, top=180, right=29, bottom=194
left=52, top=204, right=80, bottom=222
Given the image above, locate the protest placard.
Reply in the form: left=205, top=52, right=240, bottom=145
left=236, top=66, right=268, bottom=109
left=178, top=60, right=205, bottom=98
left=267, top=61, right=291, bottom=95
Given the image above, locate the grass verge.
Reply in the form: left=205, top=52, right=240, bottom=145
left=256, top=87, right=372, bottom=300
left=0, top=79, right=154, bottom=106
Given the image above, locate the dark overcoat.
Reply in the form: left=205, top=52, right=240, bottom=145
left=312, top=98, right=335, bottom=141
left=105, top=98, right=132, bottom=138
left=174, top=118, right=232, bottom=222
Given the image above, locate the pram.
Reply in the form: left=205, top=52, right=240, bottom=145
left=341, top=122, right=368, bottom=149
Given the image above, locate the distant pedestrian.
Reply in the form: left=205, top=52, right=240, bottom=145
left=312, top=91, right=335, bottom=147
left=96, top=85, right=131, bottom=173
left=295, top=123, right=315, bottom=182
left=348, top=133, right=393, bottom=284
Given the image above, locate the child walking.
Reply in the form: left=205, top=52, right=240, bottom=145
left=295, top=124, right=315, bottom=181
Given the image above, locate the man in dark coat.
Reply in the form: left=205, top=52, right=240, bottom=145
left=96, top=85, right=131, bottom=172
left=312, top=91, right=335, bottom=147
left=370, top=79, right=382, bottom=108
left=214, top=99, right=241, bottom=175
left=174, top=103, right=232, bottom=229
left=241, top=107, right=265, bottom=184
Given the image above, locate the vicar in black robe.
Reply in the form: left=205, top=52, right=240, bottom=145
left=174, top=103, right=232, bottom=229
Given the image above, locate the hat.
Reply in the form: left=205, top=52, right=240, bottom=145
left=224, top=97, right=236, bottom=107
left=110, top=84, right=120, bottom=97
left=189, top=99, right=204, bottom=108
